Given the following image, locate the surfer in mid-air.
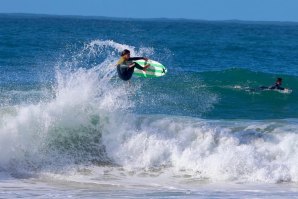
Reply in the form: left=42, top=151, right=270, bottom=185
left=116, top=49, right=150, bottom=81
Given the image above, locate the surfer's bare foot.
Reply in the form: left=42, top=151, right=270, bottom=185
left=143, top=64, right=150, bottom=71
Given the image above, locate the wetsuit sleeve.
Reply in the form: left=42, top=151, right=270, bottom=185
left=128, top=57, right=146, bottom=61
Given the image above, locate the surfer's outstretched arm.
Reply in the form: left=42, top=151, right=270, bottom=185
left=269, top=84, right=285, bottom=90
left=128, top=57, right=148, bottom=61
left=128, top=57, right=150, bottom=71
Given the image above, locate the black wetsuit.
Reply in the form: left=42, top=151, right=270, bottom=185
left=269, top=83, right=284, bottom=90
left=260, top=83, right=284, bottom=91
left=116, top=57, right=145, bottom=81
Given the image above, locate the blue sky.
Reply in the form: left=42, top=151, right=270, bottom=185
left=1, top=0, right=298, bottom=22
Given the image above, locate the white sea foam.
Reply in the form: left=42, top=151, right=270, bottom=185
left=101, top=116, right=298, bottom=184
left=0, top=40, right=142, bottom=172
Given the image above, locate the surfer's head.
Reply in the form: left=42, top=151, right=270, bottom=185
left=276, top=77, right=282, bottom=85
left=121, top=49, right=130, bottom=60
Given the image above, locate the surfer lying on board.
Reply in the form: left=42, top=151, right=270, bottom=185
left=116, top=49, right=150, bottom=81
left=259, top=78, right=286, bottom=91
left=248, top=77, right=290, bottom=93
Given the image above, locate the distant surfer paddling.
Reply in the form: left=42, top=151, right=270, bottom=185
left=248, top=78, right=290, bottom=93
left=260, top=78, right=287, bottom=91
left=116, top=49, right=150, bottom=81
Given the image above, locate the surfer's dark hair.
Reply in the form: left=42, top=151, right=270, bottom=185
left=277, top=77, right=282, bottom=82
left=121, top=49, right=130, bottom=56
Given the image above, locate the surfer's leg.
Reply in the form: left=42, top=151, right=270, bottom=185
left=117, top=65, right=133, bottom=81
left=123, top=67, right=134, bottom=81
left=259, top=86, right=269, bottom=90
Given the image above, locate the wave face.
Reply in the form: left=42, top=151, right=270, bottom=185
left=0, top=15, right=298, bottom=187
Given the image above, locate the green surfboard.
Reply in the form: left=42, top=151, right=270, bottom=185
left=133, top=59, right=167, bottom=78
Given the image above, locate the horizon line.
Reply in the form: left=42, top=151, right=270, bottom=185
left=1, top=12, right=298, bottom=24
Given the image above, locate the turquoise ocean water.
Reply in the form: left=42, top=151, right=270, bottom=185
left=0, top=14, right=298, bottom=198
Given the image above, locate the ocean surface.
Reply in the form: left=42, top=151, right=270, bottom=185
left=0, top=14, right=298, bottom=198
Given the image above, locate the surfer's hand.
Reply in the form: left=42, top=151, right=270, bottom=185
left=143, top=64, right=150, bottom=71
left=143, top=57, right=149, bottom=61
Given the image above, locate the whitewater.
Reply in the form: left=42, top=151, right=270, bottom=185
left=1, top=14, right=298, bottom=198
